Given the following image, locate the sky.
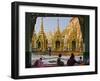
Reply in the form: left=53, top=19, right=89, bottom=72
left=34, top=17, right=72, bottom=34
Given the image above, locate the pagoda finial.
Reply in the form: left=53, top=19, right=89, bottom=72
left=40, top=17, right=44, bottom=33
left=57, top=18, right=60, bottom=32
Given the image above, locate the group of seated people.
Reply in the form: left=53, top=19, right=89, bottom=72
left=33, top=53, right=83, bottom=67
left=57, top=53, right=83, bottom=66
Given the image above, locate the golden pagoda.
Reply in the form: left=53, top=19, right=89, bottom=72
left=32, top=17, right=48, bottom=52
left=52, top=18, right=64, bottom=51
left=63, top=17, right=83, bottom=52
left=32, top=17, right=84, bottom=55
left=32, top=30, right=37, bottom=49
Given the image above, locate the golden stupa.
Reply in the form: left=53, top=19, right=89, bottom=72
left=32, top=17, right=84, bottom=55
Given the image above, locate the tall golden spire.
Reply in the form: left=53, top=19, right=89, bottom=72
left=40, top=17, right=44, bottom=33
left=57, top=18, right=60, bottom=33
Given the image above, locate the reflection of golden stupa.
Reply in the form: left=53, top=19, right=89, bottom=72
left=32, top=17, right=84, bottom=55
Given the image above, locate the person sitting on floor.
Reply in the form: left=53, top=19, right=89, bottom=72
left=34, top=58, right=43, bottom=67
left=78, top=56, right=83, bottom=65
left=67, top=53, right=79, bottom=66
left=57, top=54, right=64, bottom=66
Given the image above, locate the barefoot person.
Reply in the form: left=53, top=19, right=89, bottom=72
left=34, top=58, right=43, bottom=67
left=57, top=54, right=64, bottom=66
left=67, top=53, right=79, bottom=66
left=48, top=47, right=51, bottom=56
left=78, top=57, right=83, bottom=64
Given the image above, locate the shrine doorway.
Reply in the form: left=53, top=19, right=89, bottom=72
left=37, top=41, right=41, bottom=48
left=72, top=40, right=76, bottom=51
left=56, top=41, right=60, bottom=49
